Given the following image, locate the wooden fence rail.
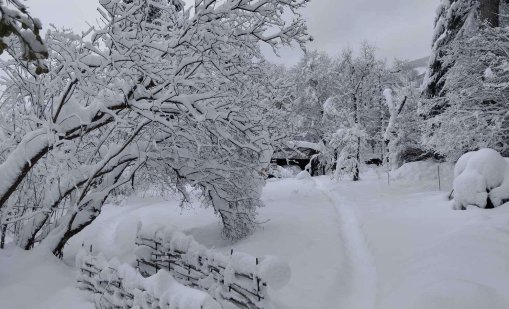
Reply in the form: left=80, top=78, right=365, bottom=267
left=135, top=227, right=290, bottom=309
left=77, top=248, right=221, bottom=309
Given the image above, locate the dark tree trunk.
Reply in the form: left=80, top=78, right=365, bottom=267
left=353, top=137, right=361, bottom=182
left=479, top=0, right=500, bottom=27
left=50, top=208, right=100, bottom=258
left=0, top=224, right=6, bottom=249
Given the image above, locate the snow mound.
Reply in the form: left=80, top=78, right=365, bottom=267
left=296, top=171, right=312, bottom=180
left=390, top=161, right=453, bottom=187
left=458, top=148, right=506, bottom=189
left=453, top=149, right=509, bottom=209
left=268, top=164, right=302, bottom=178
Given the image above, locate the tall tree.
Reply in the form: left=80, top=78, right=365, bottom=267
left=421, top=0, right=509, bottom=160
left=422, top=0, right=478, bottom=102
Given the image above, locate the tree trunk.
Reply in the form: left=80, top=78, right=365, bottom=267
left=0, top=224, right=6, bottom=249
left=353, top=136, right=361, bottom=182
left=44, top=207, right=100, bottom=258
left=479, top=0, right=500, bottom=27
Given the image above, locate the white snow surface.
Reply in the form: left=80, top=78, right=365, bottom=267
left=0, top=246, right=93, bottom=309
left=2, top=161, right=509, bottom=308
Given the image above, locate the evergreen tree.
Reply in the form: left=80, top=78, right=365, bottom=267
left=422, top=0, right=478, bottom=103
left=422, top=0, right=509, bottom=160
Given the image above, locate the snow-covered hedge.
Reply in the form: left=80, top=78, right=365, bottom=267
left=453, top=148, right=509, bottom=210
left=135, top=224, right=291, bottom=309
left=76, top=248, right=220, bottom=309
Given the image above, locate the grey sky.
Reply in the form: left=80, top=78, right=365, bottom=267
left=28, top=0, right=440, bottom=66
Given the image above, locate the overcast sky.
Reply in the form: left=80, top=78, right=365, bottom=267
left=27, top=0, right=440, bottom=66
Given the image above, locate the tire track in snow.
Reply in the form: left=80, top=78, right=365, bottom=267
left=316, top=180, right=378, bottom=309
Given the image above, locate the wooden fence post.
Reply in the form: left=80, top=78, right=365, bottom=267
left=438, top=165, right=441, bottom=191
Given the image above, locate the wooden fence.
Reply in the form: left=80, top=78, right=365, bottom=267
left=135, top=227, right=290, bottom=309
left=77, top=246, right=221, bottom=309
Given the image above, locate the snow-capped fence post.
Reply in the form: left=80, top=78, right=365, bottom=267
left=438, top=164, right=442, bottom=191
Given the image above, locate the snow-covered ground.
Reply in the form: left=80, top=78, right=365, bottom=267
left=1, top=162, right=509, bottom=309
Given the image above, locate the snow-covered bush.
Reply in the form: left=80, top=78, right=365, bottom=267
left=453, top=148, right=509, bottom=209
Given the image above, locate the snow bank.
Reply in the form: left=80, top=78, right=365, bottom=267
left=296, top=170, right=312, bottom=180
left=390, top=161, right=454, bottom=189
left=453, top=149, right=509, bottom=209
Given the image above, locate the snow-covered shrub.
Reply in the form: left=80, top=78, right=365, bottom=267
left=328, top=127, right=368, bottom=181
left=453, top=148, right=509, bottom=209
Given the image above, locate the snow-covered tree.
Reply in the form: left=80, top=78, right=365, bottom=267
left=322, top=44, right=385, bottom=181
left=422, top=0, right=478, bottom=102
left=421, top=26, right=509, bottom=160
left=383, top=61, right=423, bottom=169
left=0, top=0, right=310, bottom=255
left=421, top=0, right=509, bottom=160
left=290, top=51, right=334, bottom=143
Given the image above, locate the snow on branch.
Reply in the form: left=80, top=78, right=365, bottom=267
left=0, top=0, right=48, bottom=73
